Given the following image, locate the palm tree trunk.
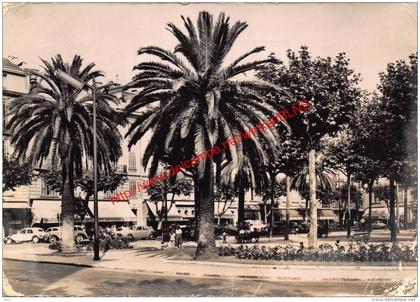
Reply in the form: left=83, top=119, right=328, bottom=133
left=193, top=177, right=199, bottom=241
left=347, top=174, right=351, bottom=237
left=48, top=117, right=61, bottom=171
left=403, top=185, right=408, bottom=227
left=389, top=175, right=397, bottom=244
left=238, top=175, right=245, bottom=225
left=368, top=183, right=373, bottom=233
left=61, top=155, right=75, bottom=253
left=285, top=175, right=291, bottom=240
left=195, top=160, right=216, bottom=258
left=395, top=183, right=400, bottom=233
left=338, top=200, right=343, bottom=226
left=308, top=149, right=317, bottom=248
left=268, top=172, right=275, bottom=237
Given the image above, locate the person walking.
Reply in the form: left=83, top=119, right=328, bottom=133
left=169, top=230, right=176, bottom=247
left=161, top=226, right=170, bottom=248
left=175, top=226, right=183, bottom=248
left=222, top=230, right=227, bottom=244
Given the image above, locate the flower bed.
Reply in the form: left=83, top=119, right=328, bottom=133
left=49, top=236, right=132, bottom=252
left=217, top=241, right=417, bottom=263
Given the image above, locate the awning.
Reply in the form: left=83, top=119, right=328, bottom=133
left=362, top=207, right=389, bottom=219
left=31, top=200, right=136, bottom=224
left=245, top=204, right=260, bottom=211
left=3, top=202, right=31, bottom=209
left=318, top=209, right=339, bottom=221
left=146, top=201, right=158, bottom=216
left=276, top=209, right=304, bottom=221
left=32, top=200, right=62, bottom=223
left=87, top=201, right=136, bottom=222
left=146, top=202, right=183, bottom=220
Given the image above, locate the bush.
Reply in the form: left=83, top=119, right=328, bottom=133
left=217, top=241, right=417, bottom=262
left=48, top=236, right=132, bottom=251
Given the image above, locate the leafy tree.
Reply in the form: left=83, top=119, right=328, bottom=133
left=375, top=53, right=417, bottom=242
left=291, top=163, right=336, bottom=208
left=260, top=178, right=286, bottom=225
left=214, top=183, right=237, bottom=225
left=41, top=170, right=126, bottom=220
left=352, top=96, right=382, bottom=232
left=333, top=184, right=363, bottom=226
left=257, top=46, right=362, bottom=247
left=6, top=55, right=122, bottom=252
left=322, top=123, right=369, bottom=236
left=3, top=154, right=33, bottom=192
left=267, top=131, right=307, bottom=239
left=146, top=178, right=193, bottom=229
left=123, top=12, right=288, bottom=258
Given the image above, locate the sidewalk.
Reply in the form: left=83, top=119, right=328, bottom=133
left=4, top=243, right=416, bottom=282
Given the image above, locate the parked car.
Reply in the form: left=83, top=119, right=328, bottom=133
left=116, top=225, right=154, bottom=240
left=244, top=219, right=269, bottom=231
left=44, top=225, right=88, bottom=243
left=5, top=228, right=45, bottom=244
left=371, top=221, right=387, bottom=229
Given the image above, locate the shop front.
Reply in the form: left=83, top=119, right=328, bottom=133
left=3, top=202, right=32, bottom=236
left=31, top=200, right=137, bottom=229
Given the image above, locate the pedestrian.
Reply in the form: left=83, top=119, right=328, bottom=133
left=169, top=230, right=176, bottom=247
left=222, top=230, right=227, bottom=244
left=161, top=226, right=170, bottom=248
left=175, top=226, right=183, bottom=248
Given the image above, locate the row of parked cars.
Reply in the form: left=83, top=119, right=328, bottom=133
left=4, top=225, right=155, bottom=244
left=4, top=226, right=89, bottom=244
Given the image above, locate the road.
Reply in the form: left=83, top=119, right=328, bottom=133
left=3, top=259, right=398, bottom=297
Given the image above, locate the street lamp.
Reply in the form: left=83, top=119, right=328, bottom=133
left=54, top=69, right=117, bottom=261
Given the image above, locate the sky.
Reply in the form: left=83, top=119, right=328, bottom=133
left=3, top=2, right=417, bottom=92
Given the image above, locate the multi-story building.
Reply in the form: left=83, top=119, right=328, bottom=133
left=2, top=58, right=234, bottom=234
left=2, top=59, right=146, bottom=234
left=4, top=58, right=415, bottom=236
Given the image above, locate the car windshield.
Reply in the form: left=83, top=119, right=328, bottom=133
left=117, top=227, right=124, bottom=231
left=18, top=230, right=25, bottom=234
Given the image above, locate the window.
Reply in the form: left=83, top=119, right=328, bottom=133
left=41, top=179, right=59, bottom=197
left=129, top=152, right=136, bottom=170
left=27, top=229, right=33, bottom=234
left=129, top=179, right=136, bottom=197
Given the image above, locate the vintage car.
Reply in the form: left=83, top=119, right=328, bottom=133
left=5, top=228, right=45, bottom=244
left=44, top=225, right=88, bottom=243
left=116, top=225, right=155, bottom=240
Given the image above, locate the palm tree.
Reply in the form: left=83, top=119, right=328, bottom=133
left=124, top=11, right=289, bottom=258
left=7, top=54, right=122, bottom=252
left=291, top=164, right=335, bottom=213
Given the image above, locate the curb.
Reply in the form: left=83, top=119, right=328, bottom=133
left=4, top=257, right=94, bottom=269
left=166, top=259, right=418, bottom=271
left=5, top=257, right=415, bottom=282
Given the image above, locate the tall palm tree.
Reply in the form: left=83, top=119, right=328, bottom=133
left=7, top=54, right=122, bottom=252
left=124, top=11, right=289, bottom=258
left=291, top=164, right=336, bottom=212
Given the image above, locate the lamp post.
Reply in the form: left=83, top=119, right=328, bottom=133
left=54, top=69, right=117, bottom=261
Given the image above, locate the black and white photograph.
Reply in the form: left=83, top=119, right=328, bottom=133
left=2, top=2, right=418, bottom=298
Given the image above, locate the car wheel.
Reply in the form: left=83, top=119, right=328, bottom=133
left=49, top=236, right=58, bottom=244
left=127, top=234, right=134, bottom=241
left=6, top=238, right=13, bottom=245
left=148, top=234, right=154, bottom=240
left=75, top=235, right=84, bottom=243
left=32, top=236, right=40, bottom=243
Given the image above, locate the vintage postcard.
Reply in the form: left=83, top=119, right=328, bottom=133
left=2, top=2, right=417, bottom=298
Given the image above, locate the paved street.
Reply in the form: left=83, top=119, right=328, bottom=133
left=3, top=259, right=400, bottom=297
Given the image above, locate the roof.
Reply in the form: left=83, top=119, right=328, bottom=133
left=3, top=58, right=26, bottom=75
